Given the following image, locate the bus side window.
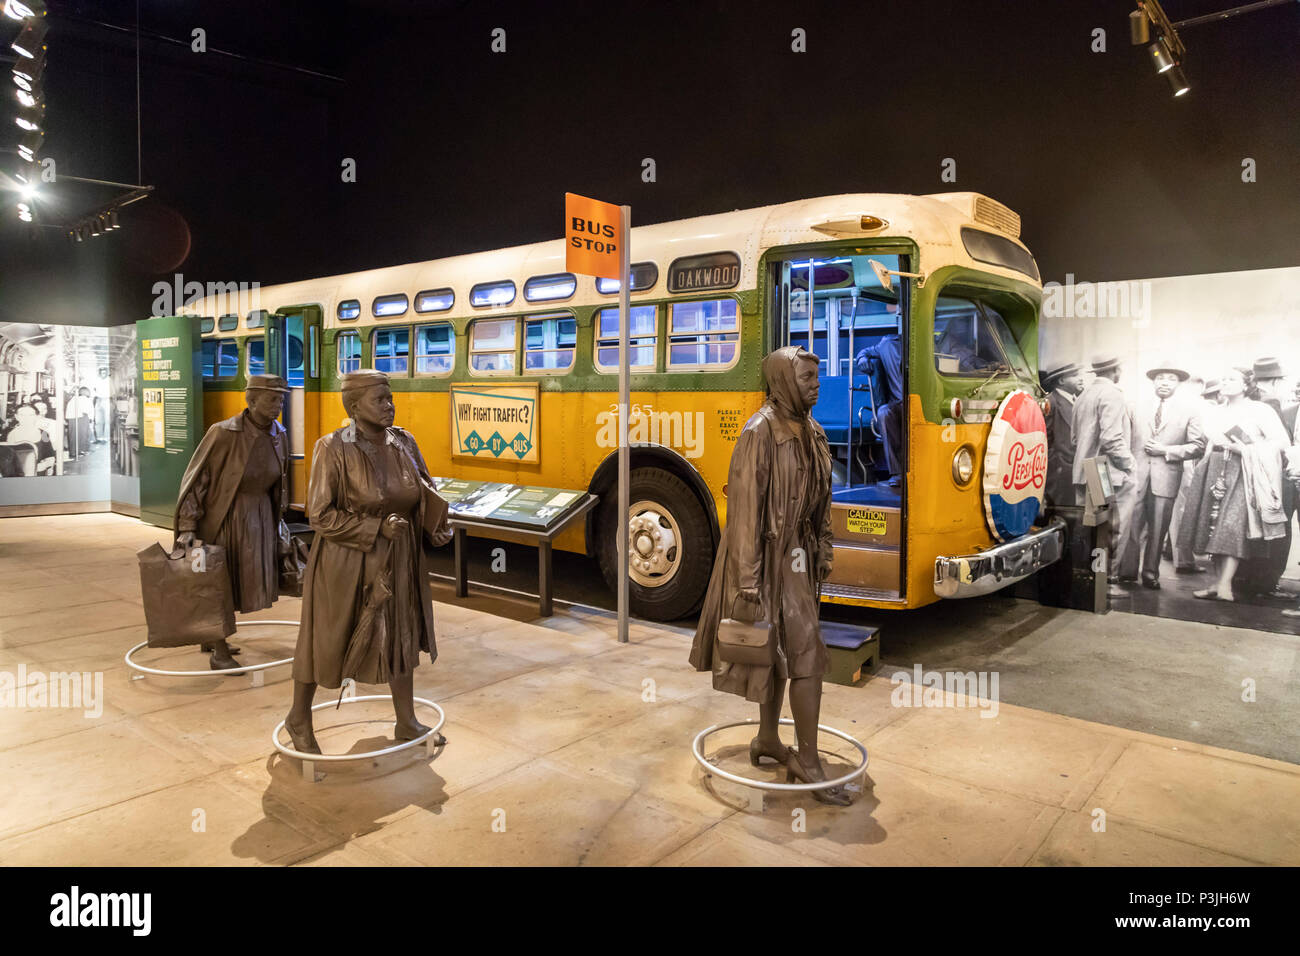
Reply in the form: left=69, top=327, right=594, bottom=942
left=247, top=338, right=266, bottom=377
left=667, top=298, right=738, bottom=369
left=523, top=313, right=576, bottom=372
left=415, top=323, right=455, bottom=376
left=202, top=340, right=238, bottom=381
left=595, top=304, right=656, bottom=372
left=470, top=318, right=516, bottom=374
left=337, top=331, right=362, bottom=375
left=373, top=328, right=410, bottom=375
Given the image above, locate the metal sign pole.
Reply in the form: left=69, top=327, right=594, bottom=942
left=617, top=205, right=631, bottom=643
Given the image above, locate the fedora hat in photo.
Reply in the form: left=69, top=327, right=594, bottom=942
left=1252, top=356, right=1286, bottom=381
left=245, top=374, right=290, bottom=393
left=1145, top=360, right=1189, bottom=382
left=1089, top=354, right=1121, bottom=375
left=1040, top=361, right=1081, bottom=390
left=1201, top=378, right=1221, bottom=398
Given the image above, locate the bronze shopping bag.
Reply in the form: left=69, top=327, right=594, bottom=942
left=137, top=541, right=237, bottom=648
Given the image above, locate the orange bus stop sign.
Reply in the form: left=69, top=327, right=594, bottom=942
left=565, top=192, right=623, bottom=280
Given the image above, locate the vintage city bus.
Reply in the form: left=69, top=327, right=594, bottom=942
left=188, top=192, right=1064, bottom=621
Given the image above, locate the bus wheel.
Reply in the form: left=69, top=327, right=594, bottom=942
left=596, top=467, right=713, bottom=622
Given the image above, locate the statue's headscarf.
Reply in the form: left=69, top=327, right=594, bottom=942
left=763, top=346, right=819, bottom=419
left=761, top=346, right=831, bottom=497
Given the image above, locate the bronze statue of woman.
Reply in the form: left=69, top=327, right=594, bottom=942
left=174, top=374, right=290, bottom=669
left=690, top=346, right=851, bottom=805
left=283, top=369, right=451, bottom=754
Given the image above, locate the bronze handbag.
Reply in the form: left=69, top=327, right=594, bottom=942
left=716, top=595, right=777, bottom=666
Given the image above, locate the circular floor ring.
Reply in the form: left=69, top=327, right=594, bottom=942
left=271, top=694, right=446, bottom=763
left=691, top=717, right=868, bottom=793
left=124, top=620, right=298, bottom=678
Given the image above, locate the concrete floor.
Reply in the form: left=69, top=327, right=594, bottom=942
left=436, top=535, right=1300, bottom=765
left=1, top=513, right=1298, bottom=866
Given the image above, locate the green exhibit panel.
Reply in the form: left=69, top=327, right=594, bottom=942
left=136, top=315, right=204, bottom=529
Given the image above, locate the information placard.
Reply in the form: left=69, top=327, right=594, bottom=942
left=432, top=476, right=586, bottom=532
left=136, top=315, right=203, bottom=529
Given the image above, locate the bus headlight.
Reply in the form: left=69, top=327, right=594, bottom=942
left=952, top=445, right=976, bottom=486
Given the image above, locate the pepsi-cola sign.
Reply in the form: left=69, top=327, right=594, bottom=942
left=982, top=389, right=1047, bottom=542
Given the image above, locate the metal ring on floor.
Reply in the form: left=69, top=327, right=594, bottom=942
left=123, top=620, right=298, bottom=678
left=691, top=717, right=868, bottom=792
left=271, top=694, right=446, bottom=762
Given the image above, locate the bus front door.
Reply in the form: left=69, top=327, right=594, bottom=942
left=269, top=306, right=322, bottom=510
left=770, top=251, right=908, bottom=603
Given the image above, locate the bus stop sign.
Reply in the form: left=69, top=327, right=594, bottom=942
left=565, top=192, right=623, bottom=280
left=982, top=389, right=1047, bottom=543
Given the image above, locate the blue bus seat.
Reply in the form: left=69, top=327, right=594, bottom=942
left=812, top=375, right=877, bottom=446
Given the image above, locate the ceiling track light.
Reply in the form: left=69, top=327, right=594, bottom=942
left=13, top=55, right=46, bottom=90
left=1148, top=37, right=1175, bottom=73
left=15, top=106, right=43, bottom=131
left=1166, top=64, right=1191, bottom=96
left=11, top=16, right=48, bottom=58
left=4, top=0, right=47, bottom=20
left=1129, top=9, right=1151, bottom=44
left=18, top=127, right=43, bottom=160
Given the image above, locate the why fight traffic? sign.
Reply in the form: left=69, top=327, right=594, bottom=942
left=565, top=192, right=623, bottom=280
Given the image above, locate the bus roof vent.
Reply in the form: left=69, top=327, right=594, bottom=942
left=973, top=196, right=1020, bottom=238
left=925, top=192, right=1021, bottom=239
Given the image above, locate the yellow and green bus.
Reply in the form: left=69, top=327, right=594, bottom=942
left=189, top=191, right=1064, bottom=621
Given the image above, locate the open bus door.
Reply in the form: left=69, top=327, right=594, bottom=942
left=770, top=250, right=908, bottom=603
left=267, top=305, right=322, bottom=510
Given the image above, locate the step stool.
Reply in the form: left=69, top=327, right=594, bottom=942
left=821, top=622, right=880, bottom=686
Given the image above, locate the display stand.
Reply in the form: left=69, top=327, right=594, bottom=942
left=124, top=619, right=298, bottom=688
left=691, top=718, right=869, bottom=812
left=450, top=493, right=599, bottom=617
left=271, top=695, right=447, bottom=783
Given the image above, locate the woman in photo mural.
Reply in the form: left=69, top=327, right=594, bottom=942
left=1178, top=367, right=1290, bottom=602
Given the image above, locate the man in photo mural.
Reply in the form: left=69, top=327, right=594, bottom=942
left=1118, top=361, right=1206, bottom=588
left=65, top=385, right=94, bottom=459
left=1071, top=355, right=1138, bottom=586
left=1039, top=362, right=1083, bottom=510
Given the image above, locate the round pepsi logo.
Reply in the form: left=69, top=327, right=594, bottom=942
left=982, top=389, right=1047, bottom=543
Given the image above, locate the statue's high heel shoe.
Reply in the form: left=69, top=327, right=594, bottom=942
left=749, top=737, right=792, bottom=766
left=785, top=750, right=854, bottom=806
left=284, top=717, right=322, bottom=755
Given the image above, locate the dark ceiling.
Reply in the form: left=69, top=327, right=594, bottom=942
left=2, top=0, right=1298, bottom=325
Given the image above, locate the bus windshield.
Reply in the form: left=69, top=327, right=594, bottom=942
left=933, top=296, right=1032, bottom=380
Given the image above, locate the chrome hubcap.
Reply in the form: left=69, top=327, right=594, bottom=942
left=626, top=499, right=681, bottom=588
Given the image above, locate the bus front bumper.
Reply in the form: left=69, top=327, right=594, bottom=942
left=933, top=518, right=1066, bottom=599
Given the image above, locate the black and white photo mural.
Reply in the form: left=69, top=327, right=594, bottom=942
left=1040, top=266, right=1300, bottom=635
left=0, top=324, right=139, bottom=513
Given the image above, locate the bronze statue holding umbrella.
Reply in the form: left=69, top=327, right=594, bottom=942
left=284, top=369, right=451, bottom=755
